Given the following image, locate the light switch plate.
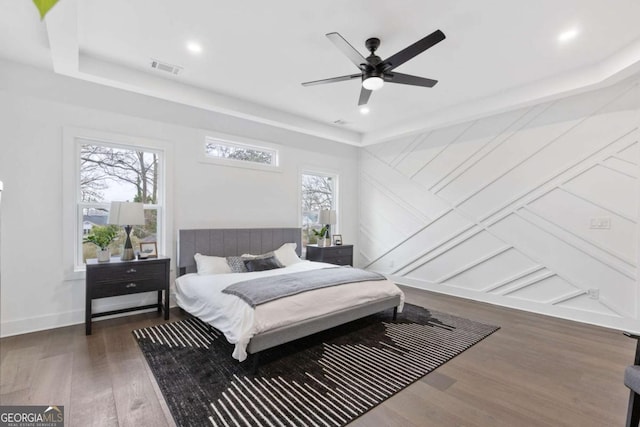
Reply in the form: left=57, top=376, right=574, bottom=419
left=590, top=217, right=611, bottom=229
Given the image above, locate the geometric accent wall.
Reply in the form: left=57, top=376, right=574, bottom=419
left=360, top=77, right=639, bottom=330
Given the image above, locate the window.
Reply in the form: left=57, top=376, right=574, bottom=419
left=62, top=129, right=168, bottom=276
left=301, top=171, right=337, bottom=247
left=204, top=137, right=279, bottom=168
left=77, top=142, right=163, bottom=266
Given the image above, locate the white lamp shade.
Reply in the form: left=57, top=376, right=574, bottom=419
left=318, top=209, right=336, bottom=225
left=108, top=201, right=145, bottom=226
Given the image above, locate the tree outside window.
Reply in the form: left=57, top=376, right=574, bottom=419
left=205, top=141, right=274, bottom=165
left=79, top=143, right=161, bottom=263
left=204, top=138, right=278, bottom=167
left=301, top=172, right=336, bottom=246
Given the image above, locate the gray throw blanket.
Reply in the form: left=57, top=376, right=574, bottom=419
left=222, top=267, right=386, bottom=307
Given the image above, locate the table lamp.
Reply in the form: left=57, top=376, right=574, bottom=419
left=318, top=209, right=336, bottom=237
left=108, top=201, right=145, bottom=261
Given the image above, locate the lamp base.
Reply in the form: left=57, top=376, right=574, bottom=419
left=121, top=224, right=135, bottom=261
left=121, top=248, right=135, bottom=261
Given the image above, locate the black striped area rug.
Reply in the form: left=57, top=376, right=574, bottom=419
left=133, top=304, right=498, bottom=426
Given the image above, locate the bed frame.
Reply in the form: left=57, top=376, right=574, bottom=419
left=177, top=228, right=401, bottom=370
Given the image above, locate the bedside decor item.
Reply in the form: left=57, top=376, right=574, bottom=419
left=318, top=209, right=336, bottom=232
left=139, top=242, right=158, bottom=259
left=108, top=201, right=145, bottom=261
left=83, top=225, right=119, bottom=262
left=312, top=225, right=329, bottom=247
left=318, top=209, right=336, bottom=246
left=332, top=234, right=343, bottom=245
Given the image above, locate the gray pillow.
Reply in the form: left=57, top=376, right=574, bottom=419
left=244, top=256, right=282, bottom=272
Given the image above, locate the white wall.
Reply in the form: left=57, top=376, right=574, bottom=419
left=0, top=60, right=360, bottom=337
left=360, top=75, right=640, bottom=332
left=2, top=56, right=637, bottom=337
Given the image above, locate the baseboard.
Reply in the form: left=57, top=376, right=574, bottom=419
left=0, top=295, right=178, bottom=338
left=4, top=277, right=636, bottom=337
left=390, top=275, right=640, bottom=334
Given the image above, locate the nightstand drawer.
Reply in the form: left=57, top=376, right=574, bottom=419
left=306, top=244, right=354, bottom=266
left=90, top=263, right=164, bottom=283
left=91, top=278, right=163, bottom=298
left=322, top=256, right=351, bottom=266
left=322, top=247, right=352, bottom=257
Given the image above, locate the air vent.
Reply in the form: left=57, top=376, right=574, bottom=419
left=150, top=58, right=183, bottom=75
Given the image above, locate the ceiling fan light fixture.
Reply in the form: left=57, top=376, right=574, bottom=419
left=362, top=76, right=384, bottom=91
left=302, top=30, right=445, bottom=105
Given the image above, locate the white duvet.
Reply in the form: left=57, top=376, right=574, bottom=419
left=175, top=261, right=405, bottom=361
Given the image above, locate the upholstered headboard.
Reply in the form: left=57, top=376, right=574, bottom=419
left=177, top=228, right=302, bottom=276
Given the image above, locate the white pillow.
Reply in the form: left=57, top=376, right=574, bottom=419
left=273, top=243, right=302, bottom=267
left=194, top=253, right=232, bottom=275
left=240, top=253, right=259, bottom=259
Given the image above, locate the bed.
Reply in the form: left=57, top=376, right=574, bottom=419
left=176, top=228, right=404, bottom=367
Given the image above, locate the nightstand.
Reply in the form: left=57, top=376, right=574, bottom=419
left=306, top=244, right=353, bottom=266
left=85, top=256, right=170, bottom=335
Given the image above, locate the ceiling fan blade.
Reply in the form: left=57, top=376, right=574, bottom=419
left=326, top=32, right=368, bottom=69
left=358, top=87, right=372, bottom=106
left=381, top=29, right=445, bottom=72
left=302, top=74, right=362, bottom=86
left=383, top=72, right=438, bottom=87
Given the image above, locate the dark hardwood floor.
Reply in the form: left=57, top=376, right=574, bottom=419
left=0, top=286, right=635, bottom=426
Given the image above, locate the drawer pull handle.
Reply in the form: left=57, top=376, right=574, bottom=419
left=126, top=283, right=137, bottom=288
left=126, top=268, right=137, bottom=273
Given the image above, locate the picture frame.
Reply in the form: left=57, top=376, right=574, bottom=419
left=139, top=242, right=158, bottom=258
left=332, top=234, right=343, bottom=246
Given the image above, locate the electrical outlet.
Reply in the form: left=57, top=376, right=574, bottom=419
left=587, top=288, right=600, bottom=300
left=590, top=217, right=611, bottom=229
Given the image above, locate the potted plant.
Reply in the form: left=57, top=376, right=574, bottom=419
left=312, top=226, right=330, bottom=247
left=83, top=225, right=119, bottom=262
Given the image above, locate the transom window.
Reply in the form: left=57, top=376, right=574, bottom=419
left=204, top=137, right=278, bottom=167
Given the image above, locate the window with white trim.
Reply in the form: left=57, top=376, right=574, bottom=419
left=204, top=137, right=279, bottom=168
left=74, top=140, right=164, bottom=269
left=301, top=171, right=337, bottom=247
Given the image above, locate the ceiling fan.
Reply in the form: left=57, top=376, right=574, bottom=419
left=302, top=30, right=446, bottom=106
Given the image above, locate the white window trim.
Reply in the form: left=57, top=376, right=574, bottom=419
left=201, top=132, right=282, bottom=172
left=63, top=127, right=174, bottom=281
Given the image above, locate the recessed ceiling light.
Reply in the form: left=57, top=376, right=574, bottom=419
left=557, top=28, right=579, bottom=44
left=186, top=41, right=202, bottom=54
left=359, top=106, right=370, bottom=115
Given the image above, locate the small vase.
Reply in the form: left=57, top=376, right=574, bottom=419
left=97, top=249, right=110, bottom=262
left=318, top=238, right=331, bottom=247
